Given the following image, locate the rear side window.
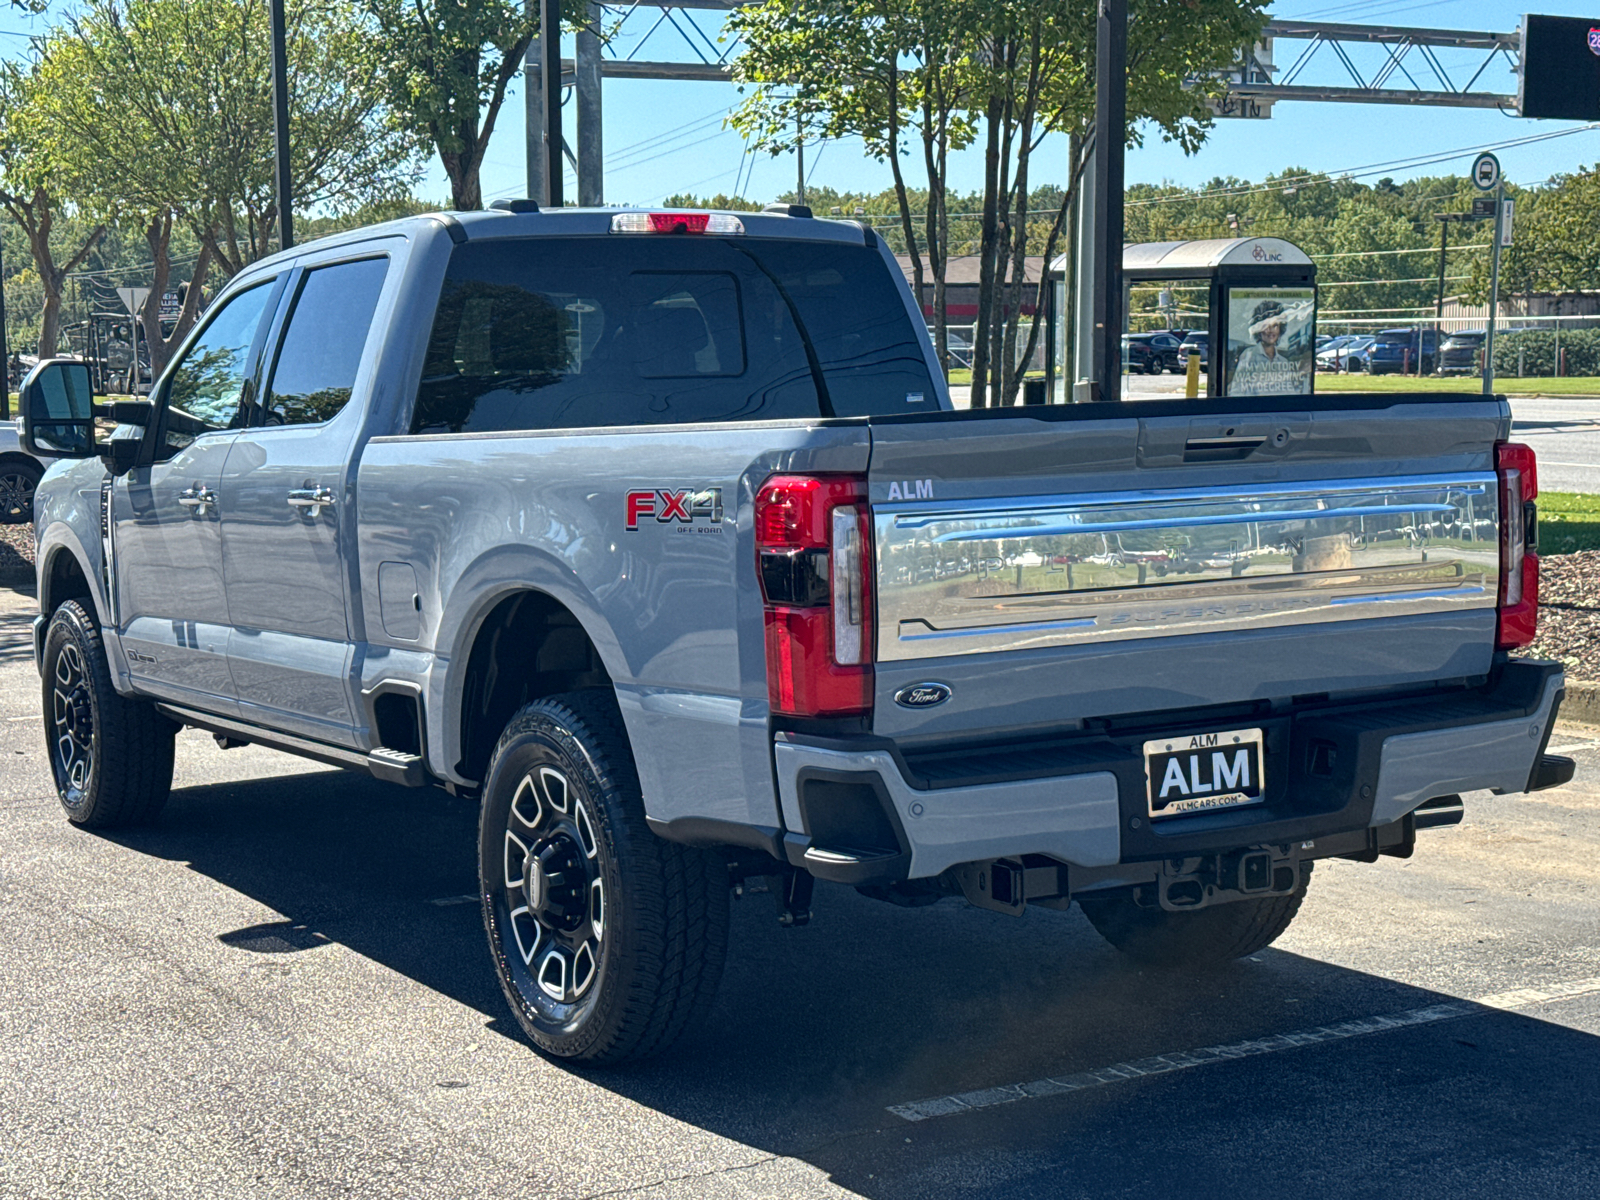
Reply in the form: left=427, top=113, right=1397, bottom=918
left=263, top=257, right=388, bottom=426
left=410, top=236, right=936, bottom=434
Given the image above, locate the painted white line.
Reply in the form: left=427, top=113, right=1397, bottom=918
left=887, top=975, right=1600, bottom=1123
left=429, top=894, right=479, bottom=907
left=6, top=714, right=39, bottom=721
left=1545, top=738, right=1600, bottom=755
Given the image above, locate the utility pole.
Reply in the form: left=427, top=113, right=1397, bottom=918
left=1092, top=0, right=1127, bottom=401
left=270, top=0, right=293, bottom=250
left=525, top=0, right=544, bottom=205
left=576, top=1, right=604, bottom=206
left=540, top=0, right=564, bottom=208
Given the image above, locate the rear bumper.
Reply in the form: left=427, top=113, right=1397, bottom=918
left=773, top=660, right=1567, bottom=884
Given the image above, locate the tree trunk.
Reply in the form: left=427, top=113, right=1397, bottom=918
left=969, top=78, right=1005, bottom=410
left=1012, top=134, right=1090, bottom=400
left=141, top=208, right=213, bottom=382
left=885, top=64, right=925, bottom=325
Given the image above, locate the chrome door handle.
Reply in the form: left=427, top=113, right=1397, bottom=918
left=287, top=486, right=336, bottom=517
left=177, top=485, right=216, bottom=513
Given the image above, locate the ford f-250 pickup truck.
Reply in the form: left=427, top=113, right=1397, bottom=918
left=18, top=204, right=1576, bottom=1063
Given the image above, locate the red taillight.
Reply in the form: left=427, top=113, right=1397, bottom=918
left=1496, top=441, right=1539, bottom=650
left=755, top=475, right=873, bottom=718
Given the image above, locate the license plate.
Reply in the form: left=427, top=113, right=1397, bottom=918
left=1144, top=727, right=1265, bottom=819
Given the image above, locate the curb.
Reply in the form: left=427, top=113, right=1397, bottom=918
left=1560, top=680, right=1600, bottom=727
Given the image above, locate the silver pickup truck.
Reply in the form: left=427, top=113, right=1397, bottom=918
left=17, top=205, right=1574, bottom=1064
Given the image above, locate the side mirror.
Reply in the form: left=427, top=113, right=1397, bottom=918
left=17, top=359, right=96, bottom=459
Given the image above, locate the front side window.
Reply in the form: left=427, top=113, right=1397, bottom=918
left=262, top=257, right=389, bottom=425
left=159, top=281, right=273, bottom=456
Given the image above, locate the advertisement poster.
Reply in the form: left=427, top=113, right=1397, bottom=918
left=1224, top=287, right=1315, bottom=396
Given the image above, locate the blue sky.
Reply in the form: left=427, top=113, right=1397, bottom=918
left=5, top=0, right=1600, bottom=207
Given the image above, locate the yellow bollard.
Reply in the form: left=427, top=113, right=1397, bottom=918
left=1185, top=350, right=1201, bottom=398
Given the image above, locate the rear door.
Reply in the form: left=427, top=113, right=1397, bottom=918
left=114, top=278, right=279, bottom=712
left=219, top=251, right=391, bottom=743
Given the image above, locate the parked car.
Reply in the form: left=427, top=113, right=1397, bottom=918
left=0, top=413, right=52, bottom=523
left=18, top=205, right=1573, bottom=1068
left=1438, top=329, right=1485, bottom=375
left=1178, top=331, right=1209, bottom=372
left=1127, top=330, right=1188, bottom=373
left=1318, top=335, right=1374, bottom=373
left=1122, top=335, right=1160, bottom=374
left=1368, top=326, right=1440, bottom=376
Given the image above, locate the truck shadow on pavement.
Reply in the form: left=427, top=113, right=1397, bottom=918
left=104, top=766, right=1600, bottom=1200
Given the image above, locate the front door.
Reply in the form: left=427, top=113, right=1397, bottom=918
left=219, top=254, right=390, bottom=744
left=114, top=280, right=278, bottom=712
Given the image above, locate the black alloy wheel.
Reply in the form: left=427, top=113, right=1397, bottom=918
left=41, top=600, right=177, bottom=827
left=479, top=691, right=729, bottom=1063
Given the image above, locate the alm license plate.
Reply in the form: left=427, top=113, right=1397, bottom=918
left=1144, top=727, right=1265, bottom=819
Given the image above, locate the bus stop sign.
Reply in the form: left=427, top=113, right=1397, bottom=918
left=1472, top=153, right=1501, bottom=191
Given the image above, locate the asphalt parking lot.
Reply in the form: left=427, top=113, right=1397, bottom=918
left=2, top=581, right=1598, bottom=1199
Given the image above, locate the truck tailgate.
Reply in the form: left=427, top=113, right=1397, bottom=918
left=867, top=397, right=1508, bottom=744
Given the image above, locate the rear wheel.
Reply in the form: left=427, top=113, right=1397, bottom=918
left=42, top=600, right=178, bottom=828
left=1079, top=864, right=1312, bottom=967
left=479, top=691, right=729, bottom=1063
left=0, top=458, right=41, bottom=524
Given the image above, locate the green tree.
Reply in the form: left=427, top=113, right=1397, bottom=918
left=33, top=0, right=423, bottom=375
left=363, top=0, right=582, bottom=210
left=0, top=59, right=106, bottom=358
left=731, top=0, right=1266, bottom=405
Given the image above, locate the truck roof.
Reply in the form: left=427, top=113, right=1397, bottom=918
left=254, top=206, right=874, bottom=271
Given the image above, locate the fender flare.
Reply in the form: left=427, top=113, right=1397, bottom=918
left=430, top=542, right=631, bottom=785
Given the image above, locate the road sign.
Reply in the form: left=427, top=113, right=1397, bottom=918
left=1472, top=152, right=1502, bottom=191
left=116, top=286, right=151, bottom=317
left=1519, top=14, right=1600, bottom=121
left=1472, top=197, right=1497, bottom=218
left=1501, top=199, right=1515, bottom=247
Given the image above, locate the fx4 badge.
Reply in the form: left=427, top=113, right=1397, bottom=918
left=626, top=488, right=724, bottom=532
left=894, top=681, right=952, bottom=709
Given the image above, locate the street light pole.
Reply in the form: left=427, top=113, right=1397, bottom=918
left=270, top=0, right=293, bottom=250
left=1091, top=0, right=1127, bottom=402
left=1484, top=184, right=1505, bottom=396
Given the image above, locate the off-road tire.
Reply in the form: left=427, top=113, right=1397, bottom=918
left=1079, top=863, right=1313, bottom=967
left=0, top=457, right=42, bottom=524
left=42, top=600, right=178, bottom=828
left=479, top=690, right=729, bottom=1064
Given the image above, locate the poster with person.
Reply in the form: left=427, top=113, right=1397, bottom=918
left=1224, top=287, right=1315, bottom=396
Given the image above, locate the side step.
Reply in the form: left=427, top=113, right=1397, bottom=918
left=1413, top=794, right=1464, bottom=830
left=155, top=704, right=432, bottom=788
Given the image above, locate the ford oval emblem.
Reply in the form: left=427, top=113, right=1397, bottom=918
left=894, top=682, right=952, bottom=709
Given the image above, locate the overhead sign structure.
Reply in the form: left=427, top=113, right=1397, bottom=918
left=1519, top=14, right=1600, bottom=120
left=1472, top=152, right=1502, bottom=191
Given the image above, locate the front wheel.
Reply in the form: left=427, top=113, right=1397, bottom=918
left=1079, top=863, right=1312, bottom=967
left=479, top=691, right=729, bottom=1063
left=42, top=600, right=178, bottom=827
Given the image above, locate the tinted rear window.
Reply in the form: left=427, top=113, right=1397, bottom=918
left=410, top=236, right=936, bottom=434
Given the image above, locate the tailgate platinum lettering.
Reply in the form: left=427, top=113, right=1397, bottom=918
left=875, top=475, right=1498, bottom=661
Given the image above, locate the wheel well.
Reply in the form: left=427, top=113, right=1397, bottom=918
left=43, top=550, right=94, bottom=621
left=0, top=452, right=43, bottom=475
left=457, top=591, right=613, bottom=784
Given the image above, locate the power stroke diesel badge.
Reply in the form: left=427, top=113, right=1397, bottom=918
left=894, top=682, right=952, bottom=709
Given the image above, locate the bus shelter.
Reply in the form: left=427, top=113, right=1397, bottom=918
left=1046, top=237, right=1317, bottom=401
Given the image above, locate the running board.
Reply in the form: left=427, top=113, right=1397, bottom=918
left=154, top=704, right=432, bottom=788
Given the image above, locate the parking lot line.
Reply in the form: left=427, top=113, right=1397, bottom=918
left=887, top=974, right=1600, bottom=1123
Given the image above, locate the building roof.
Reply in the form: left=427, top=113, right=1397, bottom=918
left=895, top=255, right=1045, bottom=287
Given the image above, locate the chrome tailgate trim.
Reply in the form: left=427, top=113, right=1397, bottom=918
left=875, top=474, right=1499, bottom=662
